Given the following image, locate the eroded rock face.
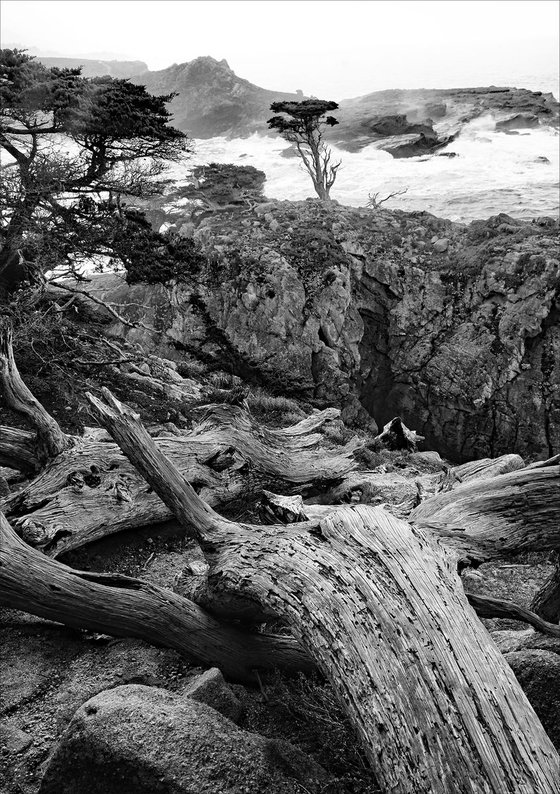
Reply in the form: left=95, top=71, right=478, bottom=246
left=39, top=685, right=334, bottom=794
left=92, top=200, right=559, bottom=462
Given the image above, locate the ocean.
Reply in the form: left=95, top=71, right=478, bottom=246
left=170, top=73, right=559, bottom=225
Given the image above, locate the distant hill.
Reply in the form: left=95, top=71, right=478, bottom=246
left=37, top=56, right=148, bottom=79
left=130, top=56, right=304, bottom=138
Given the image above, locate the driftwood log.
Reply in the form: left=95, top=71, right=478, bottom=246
left=61, top=387, right=556, bottom=794
left=1, top=403, right=357, bottom=556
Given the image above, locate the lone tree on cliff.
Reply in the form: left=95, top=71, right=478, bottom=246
left=267, top=100, right=341, bottom=200
left=0, top=49, right=189, bottom=296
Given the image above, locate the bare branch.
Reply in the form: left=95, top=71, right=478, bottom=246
left=48, top=281, right=157, bottom=333
left=367, top=187, right=409, bottom=208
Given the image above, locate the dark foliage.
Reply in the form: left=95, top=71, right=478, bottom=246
left=0, top=48, right=189, bottom=293
left=114, top=208, right=207, bottom=285
left=180, top=163, right=266, bottom=215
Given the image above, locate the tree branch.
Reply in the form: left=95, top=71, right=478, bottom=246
left=0, top=511, right=313, bottom=683
left=0, top=323, right=72, bottom=461
left=466, top=592, right=560, bottom=637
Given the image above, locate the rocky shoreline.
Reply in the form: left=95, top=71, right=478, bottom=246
left=130, top=57, right=559, bottom=157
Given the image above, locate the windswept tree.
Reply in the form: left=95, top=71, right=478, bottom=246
left=182, top=163, right=266, bottom=211
left=0, top=49, right=189, bottom=296
left=267, top=100, right=341, bottom=200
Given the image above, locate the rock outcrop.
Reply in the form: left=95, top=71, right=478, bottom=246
left=131, top=58, right=559, bottom=156
left=505, top=650, right=560, bottom=749
left=90, top=200, right=559, bottom=463
left=332, top=86, right=559, bottom=153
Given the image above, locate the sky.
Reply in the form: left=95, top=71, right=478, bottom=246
left=2, top=0, right=559, bottom=98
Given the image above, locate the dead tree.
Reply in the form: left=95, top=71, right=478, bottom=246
left=0, top=324, right=72, bottom=462
left=0, top=512, right=312, bottom=683
left=67, top=389, right=556, bottom=793
left=1, top=322, right=357, bottom=554
left=1, top=403, right=358, bottom=556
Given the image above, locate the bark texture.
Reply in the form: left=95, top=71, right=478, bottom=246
left=0, top=426, right=40, bottom=471
left=410, top=461, right=560, bottom=564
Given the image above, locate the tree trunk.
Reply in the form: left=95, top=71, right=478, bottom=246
left=0, top=511, right=313, bottom=683
left=0, top=324, right=72, bottom=461
left=82, top=388, right=560, bottom=794
left=0, top=425, right=40, bottom=471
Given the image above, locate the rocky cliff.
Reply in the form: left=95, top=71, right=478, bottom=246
left=131, top=56, right=303, bottom=139
left=90, top=201, right=559, bottom=463
left=131, top=57, right=559, bottom=157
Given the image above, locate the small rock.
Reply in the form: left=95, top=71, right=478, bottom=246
left=131, top=362, right=151, bottom=376
left=409, top=451, right=447, bottom=470
left=0, top=725, right=33, bottom=754
left=181, top=667, right=243, bottom=723
left=433, top=238, right=449, bottom=253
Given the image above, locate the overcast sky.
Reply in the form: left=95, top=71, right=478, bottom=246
left=2, top=1, right=559, bottom=97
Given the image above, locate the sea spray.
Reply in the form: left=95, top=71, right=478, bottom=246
left=170, top=119, right=559, bottom=223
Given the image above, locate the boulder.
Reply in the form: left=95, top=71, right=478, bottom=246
left=180, top=667, right=243, bottom=723
left=39, top=685, right=335, bottom=794
left=432, top=238, right=449, bottom=253
left=505, top=650, right=560, bottom=749
left=0, top=724, right=33, bottom=754
left=492, top=629, right=560, bottom=656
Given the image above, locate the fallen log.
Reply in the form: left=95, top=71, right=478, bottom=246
left=80, top=388, right=559, bottom=794
left=410, top=460, right=560, bottom=564
left=261, top=490, right=560, bottom=639
left=0, top=425, right=40, bottom=471
left=466, top=592, right=560, bottom=637
left=2, top=404, right=356, bottom=556
left=449, top=454, right=525, bottom=483
left=0, top=511, right=312, bottom=683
